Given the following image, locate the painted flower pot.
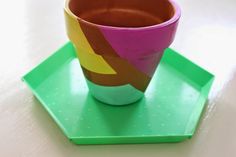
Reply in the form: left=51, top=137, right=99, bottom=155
left=64, top=0, right=181, bottom=105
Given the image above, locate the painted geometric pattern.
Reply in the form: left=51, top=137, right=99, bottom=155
left=65, top=11, right=154, bottom=92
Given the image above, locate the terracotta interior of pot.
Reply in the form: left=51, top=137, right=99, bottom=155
left=68, top=0, right=175, bottom=27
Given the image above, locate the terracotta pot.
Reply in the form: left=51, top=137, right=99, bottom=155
left=64, top=0, right=181, bottom=105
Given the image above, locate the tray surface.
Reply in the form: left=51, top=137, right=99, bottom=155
left=23, top=42, right=214, bottom=144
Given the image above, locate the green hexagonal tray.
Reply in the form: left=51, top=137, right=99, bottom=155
left=22, top=42, right=214, bottom=145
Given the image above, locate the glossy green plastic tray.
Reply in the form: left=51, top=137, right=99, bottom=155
left=22, top=42, right=214, bottom=145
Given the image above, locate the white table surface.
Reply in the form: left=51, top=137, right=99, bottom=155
left=0, top=0, right=236, bottom=156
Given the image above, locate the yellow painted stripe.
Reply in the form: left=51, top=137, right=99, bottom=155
left=64, top=10, right=94, bottom=54
left=75, top=46, right=118, bottom=74
left=64, top=10, right=116, bottom=74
